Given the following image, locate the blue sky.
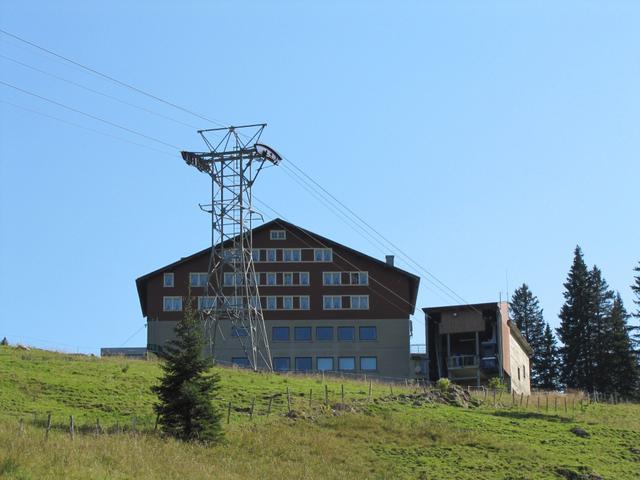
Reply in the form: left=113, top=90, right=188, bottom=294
left=1, top=1, right=638, bottom=354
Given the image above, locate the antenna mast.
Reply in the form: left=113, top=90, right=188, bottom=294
left=181, top=124, right=281, bottom=371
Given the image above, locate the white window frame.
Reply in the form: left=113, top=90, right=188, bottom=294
left=283, top=272, right=294, bottom=286
left=266, top=249, right=277, bottom=262
left=266, top=296, right=277, bottom=310
left=252, top=249, right=261, bottom=262
left=197, top=296, right=216, bottom=311
left=299, top=272, right=310, bottom=285
left=266, top=272, right=277, bottom=286
left=350, top=295, right=369, bottom=310
left=323, top=272, right=341, bottom=285
left=314, top=248, right=332, bottom=262
left=163, top=296, right=182, bottom=312
left=163, top=272, right=174, bottom=288
left=283, top=296, right=294, bottom=310
left=270, top=230, right=286, bottom=240
left=323, top=295, right=342, bottom=310
left=299, top=295, right=310, bottom=310
left=223, top=272, right=236, bottom=286
left=283, top=248, right=301, bottom=262
left=190, top=272, right=208, bottom=287
left=351, top=271, right=368, bottom=285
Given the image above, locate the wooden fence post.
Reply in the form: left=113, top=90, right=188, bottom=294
left=324, top=384, right=329, bottom=405
left=512, top=390, right=515, bottom=407
left=545, top=395, right=549, bottom=412
left=520, top=393, right=524, bottom=407
left=493, top=389, right=496, bottom=407
left=390, top=384, right=394, bottom=396
left=250, top=398, right=255, bottom=420
left=154, top=413, right=159, bottom=432
left=45, top=413, right=52, bottom=440
left=368, top=380, right=372, bottom=402
left=287, top=387, right=292, bottom=413
left=69, top=415, right=75, bottom=439
left=95, top=418, right=101, bottom=436
left=525, top=395, right=529, bottom=409
left=132, top=417, right=137, bottom=433
left=18, top=418, right=24, bottom=435
left=341, top=384, right=344, bottom=404
left=309, top=389, right=312, bottom=409
left=554, top=397, right=557, bottom=412
left=267, top=397, right=273, bottom=416
left=227, top=401, right=232, bottom=424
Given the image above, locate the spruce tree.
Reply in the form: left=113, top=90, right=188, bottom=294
left=631, top=262, right=640, bottom=354
left=589, top=266, right=614, bottom=393
left=538, top=322, right=560, bottom=390
left=510, top=284, right=546, bottom=388
left=152, top=296, right=223, bottom=443
left=557, top=246, right=593, bottom=390
left=602, top=293, right=638, bottom=397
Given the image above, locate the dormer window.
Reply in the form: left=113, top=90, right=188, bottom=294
left=270, top=230, right=286, bottom=240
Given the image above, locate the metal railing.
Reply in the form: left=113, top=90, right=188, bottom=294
left=447, top=355, right=478, bottom=369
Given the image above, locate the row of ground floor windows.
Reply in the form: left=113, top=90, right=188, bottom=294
left=231, top=356, right=377, bottom=372
left=271, top=326, right=377, bottom=342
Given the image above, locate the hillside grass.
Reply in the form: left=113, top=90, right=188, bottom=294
left=1, top=345, right=639, bottom=479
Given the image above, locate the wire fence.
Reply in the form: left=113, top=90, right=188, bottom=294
left=3, top=379, right=633, bottom=442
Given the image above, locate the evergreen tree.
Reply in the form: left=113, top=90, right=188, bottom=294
left=510, top=284, right=546, bottom=388
left=538, top=322, right=560, bottom=390
left=601, top=293, right=639, bottom=397
left=152, top=296, right=223, bottom=443
left=557, top=246, right=593, bottom=390
left=631, top=262, right=640, bottom=353
left=589, top=266, right=614, bottom=393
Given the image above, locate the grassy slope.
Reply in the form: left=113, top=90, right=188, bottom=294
left=0, top=346, right=639, bottom=480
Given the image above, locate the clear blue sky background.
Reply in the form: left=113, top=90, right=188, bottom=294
left=1, top=1, right=638, bottom=354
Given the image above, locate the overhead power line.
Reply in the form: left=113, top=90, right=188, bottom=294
left=0, top=28, right=480, bottom=311
left=0, top=80, right=179, bottom=149
left=0, top=53, right=200, bottom=130
left=0, top=28, right=227, bottom=128
left=1, top=99, right=176, bottom=158
left=282, top=156, right=477, bottom=309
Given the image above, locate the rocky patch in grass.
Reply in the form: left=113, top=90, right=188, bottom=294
left=374, top=384, right=482, bottom=408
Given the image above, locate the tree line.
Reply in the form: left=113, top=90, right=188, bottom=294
left=510, top=246, right=639, bottom=397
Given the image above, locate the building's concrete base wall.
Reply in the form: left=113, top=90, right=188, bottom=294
left=147, top=317, right=411, bottom=378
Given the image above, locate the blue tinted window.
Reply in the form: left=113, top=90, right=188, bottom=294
left=295, top=357, right=312, bottom=372
left=232, top=326, right=249, bottom=337
left=231, top=357, right=250, bottom=368
left=360, top=357, right=377, bottom=371
left=294, top=327, right=311, bottom=341
left=337, top=326, right=355, bottom=341
left=273, top=357, right=290, bottom=371
left=272, top=327, right=290, bottom=341
left=316, top=327, right=333, bottom=341
left=359, top=326, right=377, bottom=341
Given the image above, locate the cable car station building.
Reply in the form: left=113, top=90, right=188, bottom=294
left=136, top=219, right=420, bottom=378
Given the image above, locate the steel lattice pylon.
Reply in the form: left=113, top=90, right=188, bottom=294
left=181, top=124, right=281, bottom=371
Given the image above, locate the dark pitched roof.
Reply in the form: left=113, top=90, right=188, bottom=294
left=136, top=218, right=420, bottom=316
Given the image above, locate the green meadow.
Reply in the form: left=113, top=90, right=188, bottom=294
left=1, top=345, right=638, bottom=479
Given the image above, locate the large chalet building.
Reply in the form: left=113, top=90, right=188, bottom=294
left=136, top=219, right=420, bottom=378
